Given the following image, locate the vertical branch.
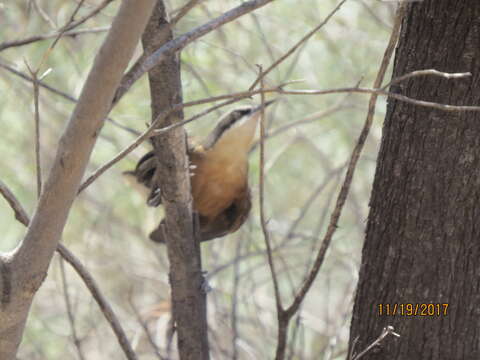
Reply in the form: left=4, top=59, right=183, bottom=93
left=1, top=2, right=156, bottom=358
left=24, top=62, right=45, bottom=198
left=59, top=257, right=85, bottom=360
left=230, top=237, right=244, bottom=360
left=57, top=244, right=138, bottom=360
left=32, top=73, right=42, bottom=197
left=141, top=1, right=209, bottom=359
left=128, top=292, right=165, bottom=360
left=0, top=179, right=138, bottom=360
left=24, top=0, right=97, bottom=198
left=257, top=65, right=290, bottom=360
left=258, top=66, right=283, bottom=310
left=258, top=65, right=283, bottom=311
left=284, top=3, right=407, bottom=318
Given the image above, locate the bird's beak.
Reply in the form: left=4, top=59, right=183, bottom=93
left=251, top=99, right=276, bottom=114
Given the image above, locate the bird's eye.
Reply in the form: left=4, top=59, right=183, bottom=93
left=237, top=109, right=251, bottom=117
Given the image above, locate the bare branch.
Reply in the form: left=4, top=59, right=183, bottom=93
left=22, top=0, right=106, bottom=198
left=24, top=65, right=43, bottom=198
left=0, top=180, right=137, bottom=360
left=0, top=27, right=110, bottom=52
left=80, top=67, right=480, bottom=192
left=49, top=0, right=87, bottom=50
left=1, top=2, right=156, bottom=357
left=0, top=60, right=75, bottom=102
left=128, top=292, right=165, bottom=360
left=258, top=65, right=283, bottom=311
left=0, top=0, right=114, bottom=52
left=285, top=2, right=408, bottom=319
left=31, top=0, right=57, bottom=29
left=141, top=2, right=209, bottom=358
left=59, top=257, right=86, bottom=360
left=351, top=326, right=400, bottom=360
left=0, top=180, right=29, bottom=227
left=170, top=0, right=202, bottom=25
left=57, top=244, right=138, bottom=360
left=278, top=85, right=480, bottom=112
left=0, top=60, right=140, bottom=136
left=380, top=69, right=472, bottom=90
left=113, top=0, right=275, bottom=106
left=79, top=92, right=259, bottom=193
left=249, top=0, right=348, bottom=90
left=12, top=0, right=155, bottom=282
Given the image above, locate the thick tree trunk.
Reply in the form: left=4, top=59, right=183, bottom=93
left=141, top=2, right=210, bottom=359
left=349, top=1, right=480, bottom=359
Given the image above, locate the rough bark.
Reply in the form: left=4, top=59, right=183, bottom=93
left=349, top=1, right=480, bottom=359
left=142, top=2, right=209, bottom=359
left=0, top=1, right=156, bottom=358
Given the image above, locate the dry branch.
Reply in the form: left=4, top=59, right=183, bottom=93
left=0, top=2, right=156, bottom=358
left=285, top=2, right=407, bottom=320
left=0, top=0, right=114, bottom=52
left=0, top=180, right=137, bottom=360
left=80, top=67, right=480, bottom=195
left=113, top=0, right=275, bottom=106
left=249, top=0, right=348, bottom=90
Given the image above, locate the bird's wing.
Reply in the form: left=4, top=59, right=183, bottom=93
left=127, top=132, right=196, bottom=207
left=199, top=187, right=252, bottom=241
left=124, top=151, right=162, bottom=206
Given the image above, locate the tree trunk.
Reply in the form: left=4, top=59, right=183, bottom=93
left=141, top=2, right=210, bottom=359
left=349, top=1, right=480, bottom=359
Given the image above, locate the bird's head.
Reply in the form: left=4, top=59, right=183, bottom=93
left=203, top=100, right=275, bottom=157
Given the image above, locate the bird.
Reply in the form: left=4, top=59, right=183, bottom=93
left=126, top=100, right=275, bottom=243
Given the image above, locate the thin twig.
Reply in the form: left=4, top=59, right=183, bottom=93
left=59, top=257, right=86, bottom=360
left=49, top=0, right=87, bottom=50
left=171, top=0, right=202, bottom=25
left=250, top=85, right=359, bottom=152
left=31, top=0, right=56, bottom=29
left=258, top=65, right=282, bottom=310
left=0, top=60, right=74, bottom=102
left=285, top=165, right=346, bottom=240
left=380, top=69, right=471, bottom=90
left=249, top=0, right=348, bottom=90
left=151, top=95, right=253, bottom=136
left=230, top=236, right=244, bottom=360
left=0, top=60, right=140, bottom=136
left=57, top=244, right=138, bottom=360
left=277, top=85, right=480, bottom=111
left=0, top=180, right=137, bottom=360
left=0, top=0, right=114, bottom=52
left=83, top=68, right=479, bottom=192
left=118, top=0, right=201, bottom=100
left=22, top=0, right=92, bottom=196
left=351, top=326, right=400, bottom=360
left=34, top=0, right=87, bottom=73
left=284, top=1, right=408, bottom=319
left=79, top=92, right=263, bottom=193
left=24, top=64, right=42, bottom=198
left=128, top=291, right=165, bottom=360
left=0, top=27, right=110, bottom=52
left=257, top=65, right=287, bottom=360
left=259, top=105, right=350, bottom=143
left=0, top=180, right=29, bottom=226
left=113, top=0, right=275, bottom=106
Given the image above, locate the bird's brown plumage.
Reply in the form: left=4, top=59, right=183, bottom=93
left=127, top=102, right=273, bottom=242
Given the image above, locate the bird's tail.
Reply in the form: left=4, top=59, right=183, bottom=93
left=123, top=151, right=162, bottom=206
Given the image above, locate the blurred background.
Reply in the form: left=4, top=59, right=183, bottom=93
left=0, top=0, right=396, bottom=358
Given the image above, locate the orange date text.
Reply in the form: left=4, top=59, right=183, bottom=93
left=377, top=303, right=448, bottom=316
